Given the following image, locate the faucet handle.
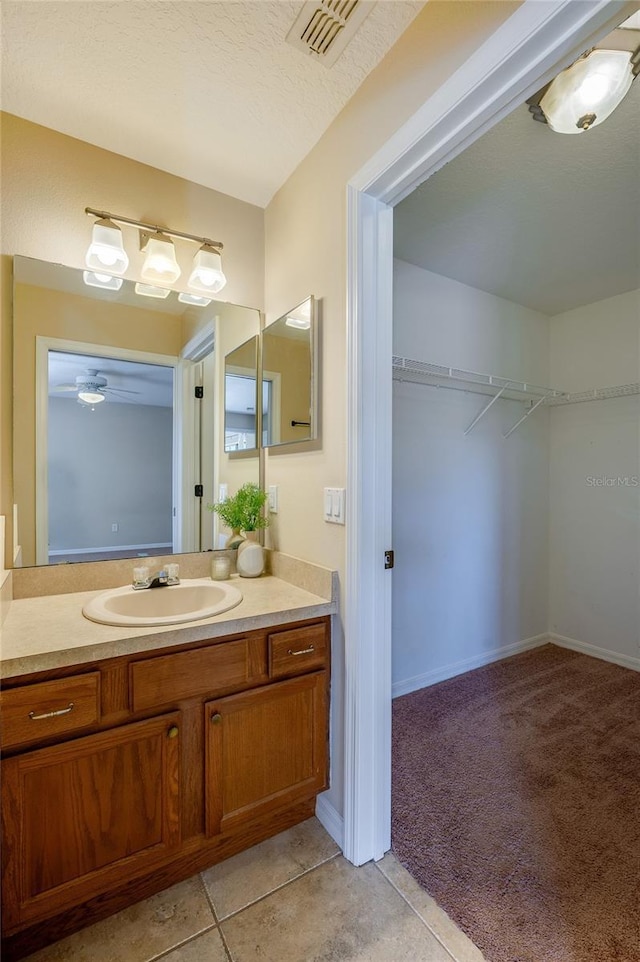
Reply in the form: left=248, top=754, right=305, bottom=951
left=166, top=563, right=180, bottom=585
left=132, top=565, right=150, bottom=588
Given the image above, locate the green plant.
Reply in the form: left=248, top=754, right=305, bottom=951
left=207, top=482, right=270, bottom=532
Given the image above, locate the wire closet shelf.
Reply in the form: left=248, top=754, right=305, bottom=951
left=392, top=356, right=640, bottom=438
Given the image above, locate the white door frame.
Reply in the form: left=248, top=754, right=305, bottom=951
left=343, top=0, right=635, bottom=865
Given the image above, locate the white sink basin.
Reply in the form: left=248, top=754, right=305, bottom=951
left=82, top=579, right=243, bottom=627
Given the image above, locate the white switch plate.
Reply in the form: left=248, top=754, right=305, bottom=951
left=324, top=487, right=345, bottom=524
left=218, top=483, right=228, bottom=502
left=268, top=485, right=278, bottom=513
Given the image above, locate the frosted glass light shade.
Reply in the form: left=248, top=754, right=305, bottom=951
left=135, top=282, right=171, bottom=299
left=188, top=246, right=226, bottom=294
left=85, top=219, right=129, bottom=274
left=83, top=270, right=123, bottom=291
left=540, top=49, right=635, bottom=133
left=140, top=234, right=181, bottom=284
left=78, top=391, right=105, bottom=404
left=178, top=292, right=212, bottom=306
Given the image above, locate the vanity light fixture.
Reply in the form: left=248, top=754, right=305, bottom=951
left=84, top=208, right=226, bottom=296
left=82, top=270, right=123, bottom=291
left=85, top=218, right=129, bottom=274
left=188, top=245, right=226, bottom=295
left=140, top=232, right=181, bottom=285
left=527, top=15, right=640, bottom=133
left=135, top=282, right=171, bottom=299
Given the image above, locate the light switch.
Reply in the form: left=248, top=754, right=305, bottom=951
left=268, top=485, right=278, bottom=513
left=324, top=487, right=346, bottom=525
left=218, top=483, right=228, bottom=502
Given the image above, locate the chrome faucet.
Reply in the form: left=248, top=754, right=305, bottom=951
left=132, top=565, right=180, bottom=590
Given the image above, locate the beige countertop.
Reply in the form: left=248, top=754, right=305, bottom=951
left=0, top=573, right=336, bottom=679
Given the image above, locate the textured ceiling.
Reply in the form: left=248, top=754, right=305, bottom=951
left=1, top=0, right=423, bottom=208
left=394, top=80, right=640, bottom=316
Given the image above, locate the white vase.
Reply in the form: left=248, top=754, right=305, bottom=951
left=236, top=532, right=264, bottom=578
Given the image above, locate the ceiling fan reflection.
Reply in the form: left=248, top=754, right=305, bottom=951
left=53, top=369, right=142, bottom=406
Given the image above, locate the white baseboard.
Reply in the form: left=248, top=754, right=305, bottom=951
left=315, top=793, right=344, bottom=850
left=49, top=542, right=172, bottom=556
left=392, top=633, right=550, bottom=698
left=549, top=633, right=640, bottom=672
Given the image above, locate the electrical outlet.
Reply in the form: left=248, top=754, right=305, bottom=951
left=111, top=522, right=119, bottom=533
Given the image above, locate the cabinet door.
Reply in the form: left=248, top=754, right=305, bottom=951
left=2, top=712, right=181, bottom=930
left=205, top=672, right=328, bottom=837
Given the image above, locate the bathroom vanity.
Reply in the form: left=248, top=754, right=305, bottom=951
left=0, top=566, right=334, bottom=960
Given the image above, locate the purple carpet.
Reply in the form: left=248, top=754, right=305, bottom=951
left=392, top=645, right=640, bottom=962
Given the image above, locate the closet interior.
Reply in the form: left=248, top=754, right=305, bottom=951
left=391, top=89, right=639, bottom=697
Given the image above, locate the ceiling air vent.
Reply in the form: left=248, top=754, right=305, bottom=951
left=286, top=0, right=376, bottom=67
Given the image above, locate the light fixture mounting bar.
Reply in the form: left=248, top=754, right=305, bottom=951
left=85, top=208, right=223, bottom=251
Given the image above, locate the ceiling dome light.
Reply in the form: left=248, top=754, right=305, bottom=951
left=538, top=49, right=635, bottom=133
left=78, top=390, right=105, bottom=405
left=85, top=219, right=129, bottom=274
left=135, top=282, right=171, bottom=299
left=83, top=271, right=123, bottom=291
left=178, top=292, right=212, bottom=306
left=188, top=245, right=226, bottom=295
left=140, top=233, right=181, bottom=285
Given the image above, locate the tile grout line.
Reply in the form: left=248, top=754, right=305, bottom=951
left=215, top=851, right=342, bottom=924
left=200, top=871, right=235, bottom=962
left=147, top=922, right=219, bottom=962
left=373, top=861, right=462, bottom=962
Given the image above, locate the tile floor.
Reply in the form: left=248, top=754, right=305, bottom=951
left=25, top=818, right=486, bottom=962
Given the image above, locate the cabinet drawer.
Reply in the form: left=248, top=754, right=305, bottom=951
left=130, top=639, right=249, bottom=711
left=268, top=623, right=327, bottom=679
left=0, top=673, right=100, bottom=750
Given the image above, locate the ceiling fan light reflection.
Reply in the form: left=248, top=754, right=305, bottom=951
left=78, top=390, right=106, bottom=405
left=540, top=49, right=635, bottom=133
left=188, top=246, right=226, bottom=294
left=135, top=282, right=171, bottom=299
left=83, top=271, right=123, bottom=291
left=140, top=234, right=181, bottom=284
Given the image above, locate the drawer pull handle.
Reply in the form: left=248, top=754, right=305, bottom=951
left=287, top=646, right=315, bottom=656
left=167, top=725, right=179, bottom=739
left=29, top=702, right=75, bottom=721
left=210, top=712, right=222, bottom=725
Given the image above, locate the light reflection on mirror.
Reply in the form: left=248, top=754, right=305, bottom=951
left=12, top=256, right=261, bottom=567
left=261, top=296, right=316, bottom=447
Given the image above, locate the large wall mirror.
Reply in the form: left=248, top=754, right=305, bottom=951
left=261, top=296, right=317, bottom=447
left=12, top=256, right=261, bottom=567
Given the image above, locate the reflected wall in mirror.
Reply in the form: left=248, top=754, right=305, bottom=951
left=224, top=336, right=258, bottom=453
left=12, top=256, right=261, bottom=567
left=261, top=296, right=317, bottom=447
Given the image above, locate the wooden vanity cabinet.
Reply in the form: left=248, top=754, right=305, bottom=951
left=1, top=616, right=330, bottom=961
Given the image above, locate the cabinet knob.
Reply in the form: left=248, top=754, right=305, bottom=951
left=167, top=725, right=179, bottom=739
left=210, top=712, right=222, bottom=725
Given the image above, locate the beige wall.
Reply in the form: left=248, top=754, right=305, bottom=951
left=1, top=256, right=13, bottom=567
left=1, top=112, right=265, bottom=566
left=264, top=1, right=520, bottom=814
left=264, top=1, right=518, bottom=571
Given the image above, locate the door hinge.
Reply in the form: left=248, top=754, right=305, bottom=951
left=195, top=386, right=204, bottom=399
left=194, top=484, right=203, bottom=498
left=384, top=549, right=394, bottom=570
